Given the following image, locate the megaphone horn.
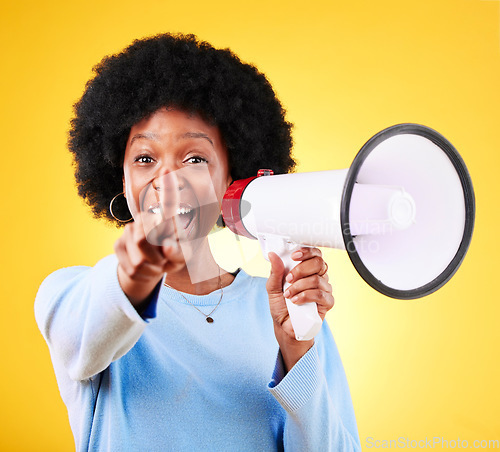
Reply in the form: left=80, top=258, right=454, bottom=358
left=221, top=124, right=476, bottom=341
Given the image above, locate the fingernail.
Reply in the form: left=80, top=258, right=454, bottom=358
left=283, top=289, right=290, bottom=298
left=286, top=273, right=293, bottom=283
left=291, top=296, right=298, bottom=303
left=291, top=251, right=303, bottom=259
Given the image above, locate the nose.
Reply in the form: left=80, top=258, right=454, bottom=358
left=153, top=168, right=185, bottom=192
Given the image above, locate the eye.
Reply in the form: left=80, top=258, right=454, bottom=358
left=185, top=156, right=208, bottom=164
left=135, top=155, right=154, bottom=164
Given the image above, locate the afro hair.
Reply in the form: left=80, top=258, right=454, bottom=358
left=68, top=33, right=295, bottom=225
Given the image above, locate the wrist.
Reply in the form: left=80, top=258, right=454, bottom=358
left=117, top=265, right=162, bottom=311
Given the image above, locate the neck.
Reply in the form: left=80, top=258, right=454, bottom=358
left=164, top=238, right=234, bottom=295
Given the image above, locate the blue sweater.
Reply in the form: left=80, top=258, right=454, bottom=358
left=35, top=254, right=360, bottom=451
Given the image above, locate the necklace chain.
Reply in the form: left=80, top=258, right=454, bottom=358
left=163, top=267, right=223, bottom=323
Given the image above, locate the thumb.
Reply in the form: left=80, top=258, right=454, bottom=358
left=266, top=252, right=286, bottom=295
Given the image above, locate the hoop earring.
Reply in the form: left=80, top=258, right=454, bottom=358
left=109, top=192, right=133, bottom=223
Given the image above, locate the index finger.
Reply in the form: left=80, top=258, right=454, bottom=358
left=144, top=171, right=182, bottom=245
left=291, top=247, right=322, bottom=261
left=157, top=171, right=180, bottom=223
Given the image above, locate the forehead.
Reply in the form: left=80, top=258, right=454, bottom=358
left=128, top=108, right=223, bottom=145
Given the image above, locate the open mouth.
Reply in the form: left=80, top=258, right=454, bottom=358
left=148, top=203, right=196, bottom=231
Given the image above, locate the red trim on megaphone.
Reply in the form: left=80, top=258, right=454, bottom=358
left=222, top=176, right=257, bottom=239
left=222, top=169, right=274, bottom=239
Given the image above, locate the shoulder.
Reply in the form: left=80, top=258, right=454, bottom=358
left=222, top=269, right=270, bottom=317
left=226, top=268, right=268, bottom=295
left=34, top=255, right=119, bottom=316
left=37, top=255, right=118, bottom=295
left=36, top=266, right=89, bottom=306
left=38, top=265, right=89, bottom=291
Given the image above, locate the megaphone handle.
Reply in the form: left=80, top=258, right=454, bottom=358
left=281, top=252, right=323, bottom=341
left=259, top=235, right=323, bottom=341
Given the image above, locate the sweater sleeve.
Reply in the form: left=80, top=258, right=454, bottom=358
left=268, top=322, right=361, bottom=452
left=34, top=254, right=153, bottom=381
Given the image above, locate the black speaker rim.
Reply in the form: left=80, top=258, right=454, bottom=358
left=340, top=123, right=475, bottom=299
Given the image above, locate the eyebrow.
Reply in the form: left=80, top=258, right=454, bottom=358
left=129, top=131, right=214, bottom=148
left=130, top=132, right=160, bottom=146
left=180, top=132, right=214, bottom=147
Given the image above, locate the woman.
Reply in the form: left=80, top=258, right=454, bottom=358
left=35, top=33, right=361, bottom=451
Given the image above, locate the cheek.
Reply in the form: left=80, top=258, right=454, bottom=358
left=209, top=167, right=231, bottom=199
left=123, top=172, right=141, bottom=217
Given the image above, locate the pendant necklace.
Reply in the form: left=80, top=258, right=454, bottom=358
left=163, top=267, right=223, bottom=323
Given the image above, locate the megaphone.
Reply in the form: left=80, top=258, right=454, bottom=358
left=222, top=124, right=475, bottom=341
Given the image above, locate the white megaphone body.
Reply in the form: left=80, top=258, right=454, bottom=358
left=221, top=124, right=475, bottom=341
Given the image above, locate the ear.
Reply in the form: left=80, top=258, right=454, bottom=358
left=122, top=175, right=126, bottom=198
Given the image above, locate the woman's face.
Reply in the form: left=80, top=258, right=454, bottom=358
left=122, top=107, right=232, bottom=245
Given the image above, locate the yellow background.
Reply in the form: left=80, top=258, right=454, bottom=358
left=1, top=0, right=499, bottom=450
